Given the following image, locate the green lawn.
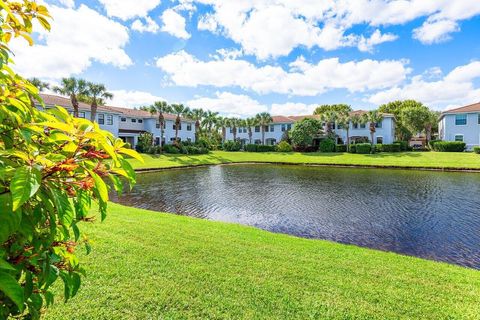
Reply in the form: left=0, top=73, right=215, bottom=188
left=44, top=203, right=480, bottom=319
left=130, top=151, right=480, bottom=170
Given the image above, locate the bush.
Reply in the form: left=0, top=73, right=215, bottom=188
left=135, top=132, right=153, bottom=153
left=245, top=144, right=258, bottom=152
left=432, top=141, right=466, bottom=152
left=393, top=141, right=408, bottom=151
left=429, top=139, right=441, bottom=150
left=356, top=143, right=372, bottom=154
left=348, top=144, right=356, bottom=153
left=147, top=145, right=162, bottom=154
left=277, top=141, right=293, bottom=152
left=163, top=144, right=181, bottom=154
left=256, top=145, right=276, bottom=152
left=319, top=139, right=335, bottom=152
left=335, top=144, right=347, bottom=152
left=379, top=144, right=401, bottom=152
left=196, top=138, right=211, bottom=150
left=474, top=146, right=480, bottom=154
left=181, top=145, right=209, bottom=154
left=223, top=140, right=241, bottom=151
left=290, top=118, right=323, bottom=148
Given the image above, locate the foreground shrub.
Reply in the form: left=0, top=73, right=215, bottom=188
left=163, top=144, right=181, bottom=154
left=319, top=139, right=335, bottom=152
left=429, top=139, right=441, bottom=150
left=256, top=145, right=276, bottom=152
left=147, top=145, right=162, bottom=154
left=393, top=141, right=408, bottom=151
left=135, top=132, right=153, bottom=153
left=356, top=143, right=372, bottom=154
left=348, top=145, right=357, bottom=153
left=223, top=141, right=241, bottom=151
left=474, top=146, right=480, bottom=154
left=336, top=144, right=347, bottom=152
left=379, top=144, right=401, bottom=152
left=433, top=141, right=466, bottom=152
left=245, top=144, right=258, bottom=152
left=277, top=141, right=293, bottom=152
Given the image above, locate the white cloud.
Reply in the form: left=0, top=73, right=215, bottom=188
left=58, top=0, right=75, bottom=8
left=160, top=9, right=190, bottom=39
left=270, top=102, right=316, bottom=116
left=413, top=18, right=459, bottom=44
left=187, top=92, right=268, bottom=117
left=156, top=51, right=409, bottom=96
left=10, top=4, right=132, bottom=79
left=97, top=0, right=161, bottom=20
left=109, top=90, right=165, bottom=108
left=368, top=61, right=480, bottom=109
left=131, top=16, right=160, bottom=33
left=193, top=0, right=480, bottom=58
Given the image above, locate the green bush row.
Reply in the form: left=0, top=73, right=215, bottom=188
left=432, top=141, right=466, bottom=152
left=474, top=146, right=480, bottom=154
left=245, top=144, right=277, bottom=152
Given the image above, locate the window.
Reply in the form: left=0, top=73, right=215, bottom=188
left=78, top=112, right=85, bottom=118
left=229, top=128, right=233, bottom=133
left=270, top=125, right=274, bottom=132
left=376, top=136, right=383, bottom=144
left=332, top=123, right=336, bottom=130
left=353, top=123, right=358, bottom=129
left=173, top=123, right=181, bottom=130
left=138, top=119, right=143, bottom=123
left=156, top=123, right=160, bottom=129
left=337, top=124, right=343, bottom=129
left=98, top=113, right=105, bottom=125
left=255, top=126, right=260, bottom=132
left=155, top=137, right=160, bottom=146
left=455, top=134, right=464, bottom=142
left=121, top=117, right=126, bottom=122
left=360, top=123, right=366, bottom=129
left=187, top=123, right=192, bottom=131
left=106, top=115, right=113, bottom=125
left=254, top=139, right=261, bottom=144
left=375, top=121, right=382, bottom=128
left=281, top=124, right=286, bottom=132
left=455, top=114, right=467, bottom=125
left=287, top=124, right=291, bottom=130
left=131, top=118, right=137, bottom=123
left=264, top=125, right=269, bottom=132
left=478, top=113, right=480, bottom=124
left=170, top=137, right=176, bottom=142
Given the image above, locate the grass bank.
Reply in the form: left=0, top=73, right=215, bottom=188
left=130, top=151, right=480, bottom=171
left=44, top=203, right=480, bottom=319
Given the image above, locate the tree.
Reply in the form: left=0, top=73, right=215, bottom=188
left=425, top=111, right=440, bottom=143
left=290, top=118, right=323, bottom=149
left=314, top=104, right=352, bottom=116
left=399, top=102, right=440, bottom=144
left=53, top=77, right=88, bottom=118
left=319, top=110, right=340, bottom=138
left=229, top=118, right=241, bottom=141
left=216, top=117, right=229, bottom=143
left=27, top=78, right=50, bottom=108
left=0, top=2, right=139, bottom=318
left=363, top=110, right=384, bottom=152
left=84, top=83, right=113, bottom=122
left=203, top=111, right=219, bottom=135
left=256, top=112, right=273, bottom=145
left=149, top=101, right=172, bottom=148
left=190, top=108, right=205, bottom=142
left=336, top=114, right=352, bottom=151
left=244, top=117, right=258, bottom=144
left=171, top=104, right=190, bottom=143
left=378, top=100, right=428, bottom=141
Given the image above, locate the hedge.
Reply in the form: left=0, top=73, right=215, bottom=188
left=277, top=141, right=293, bottom=152
left=432, top=141, right=466, bottom=152
left=319, top=139, right=335, bottom=152
left=257, top=145, right=276, bottom=152
left=355, top=143, right=372, bottom=154
left=393, top=141, right=408, bottom=151
left=223, top=141, right=242, bottom=151
left=348, top=145, right=356, bottom=153
left=378, top=143, right=401, bottom=152
left=474, top=146, right=480, bottom=154
left=335, top=144, right=347, bottom=152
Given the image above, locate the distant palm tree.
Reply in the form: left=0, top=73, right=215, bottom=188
left=171, top=104, right=190, bottom=143
left=364, top=110, right=384, bottom=152
left=190, top=108, right=205, bottom=142
left=256, top=112, right=273, bottom=145
left=28, top=77, right=50, bottom=108
left=320, top=110, right=338, bottom=136
left=229, top=118, right=241, bottom=141
left=244, top=117, right=258, bottom=144
left=149, top=101, right=172, bottom=147
left=203, top=110, right=219, bottom=136
left=336, top=114, right=351, bottom=151
left=425, top=111, right=439, bottom=145
left=52, top=77, right=88, bottom=117
left=85, top=83, right=113, bottom=122
left=216, top=116, right=229, bottom=143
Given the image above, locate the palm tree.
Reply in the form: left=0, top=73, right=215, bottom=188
left=216, top=116, right=229, bottom=143
left=85, top=82, right=113, bottom=122
left=256, top=112, right=273, bottom=145
left=171, top=104, right=190, bottom=143
left=229, top=118, right=240, bottom=141
left=336, top=114, right=351, bottom=151
left=52, top=77, right=88, bottom=117
left=364, top=110, right=384, bottom=152
left=149, top=101, right=172, bottom=147
left=203, top=111, right=219, bottom=136
left=244, top=117, right=257, bottom=144
left=28, top=77, right=49, bottom=108
left=425, top=111, right=439, bottom=145
left=190, top=108, right=205, bottom=142
left=320, top=110, right=338, bottom=136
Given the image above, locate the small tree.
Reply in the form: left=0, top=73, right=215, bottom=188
left=149, top=101, right=172, bottom=148
left=363, top=110, right=384, bottom=153
left=290, top=118, right=323, bottom=149
left=136, top=132, right=154, bottom=153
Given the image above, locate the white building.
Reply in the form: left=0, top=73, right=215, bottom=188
left=38, top=94, right=196, bottom=148
left=439, top=102, right=480, bottom=150
left=225, top=112, right=396, bottom=145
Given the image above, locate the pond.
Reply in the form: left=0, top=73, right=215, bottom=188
left=111, top=164, right=480, bottom=269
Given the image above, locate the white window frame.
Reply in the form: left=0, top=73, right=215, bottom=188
left=376, top=136, right=384, bottom=144
left=106, top=114, right=113, bottom=125
left=455, top=114, right=467, bottom=126
left=97, top=113, right=105, bottom=125
left=454, top=134, right=464, bottom=142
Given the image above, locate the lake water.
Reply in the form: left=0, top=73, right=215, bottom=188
left=111, top=164, right=480, bottom=269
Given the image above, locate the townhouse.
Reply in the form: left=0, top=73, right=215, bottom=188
left=438, top=102, right=480, bottom=150
left=38, top=94, right=196, bottom=148
left=225, top=111, right=396, bottom=146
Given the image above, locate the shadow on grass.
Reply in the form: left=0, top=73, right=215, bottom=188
left=299, top=152, right=422, bottom=158
left=160, top=153, right=231, bottom=166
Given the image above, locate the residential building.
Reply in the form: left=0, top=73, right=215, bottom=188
left=439, top=102, right=480, bottom=150
left=37, top=94, right=196, bottom=148
left=225, top=111, right=396, bottom=145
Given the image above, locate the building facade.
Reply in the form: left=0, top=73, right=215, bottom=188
left=225, top=112, right=396, bottom=145
left=439, top=102, right=480, bottom=150
left=38, top=94, right=196, bottom=148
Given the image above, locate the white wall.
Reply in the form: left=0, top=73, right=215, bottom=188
left=225, top=123, right=291, bottom=144
left=144, top=118, right=196, bottom=144
left=441, top=113, right=480, bottom=149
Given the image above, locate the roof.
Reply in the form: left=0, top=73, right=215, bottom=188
left=348, top=110, right=394, bottom=117
left=271, top=115, right=298, bottom=123
left=39, top=94, right=120, bottom=114
left=104, top=106, right=192, bottom=122
left=441, top=102, right=480, bottom=115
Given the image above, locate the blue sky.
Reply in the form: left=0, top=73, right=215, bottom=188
left=13, top=0, right=480, bottom=116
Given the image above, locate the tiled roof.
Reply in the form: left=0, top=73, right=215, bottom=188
left=271, top=115, right=297, bottom=123
left=348, top=110, right=394, bottom=117
left=442, top=102, right=480, bottom=114
left=104, top=106, right=193, bottom=122
left=39, top=94, right=119, bottom=114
